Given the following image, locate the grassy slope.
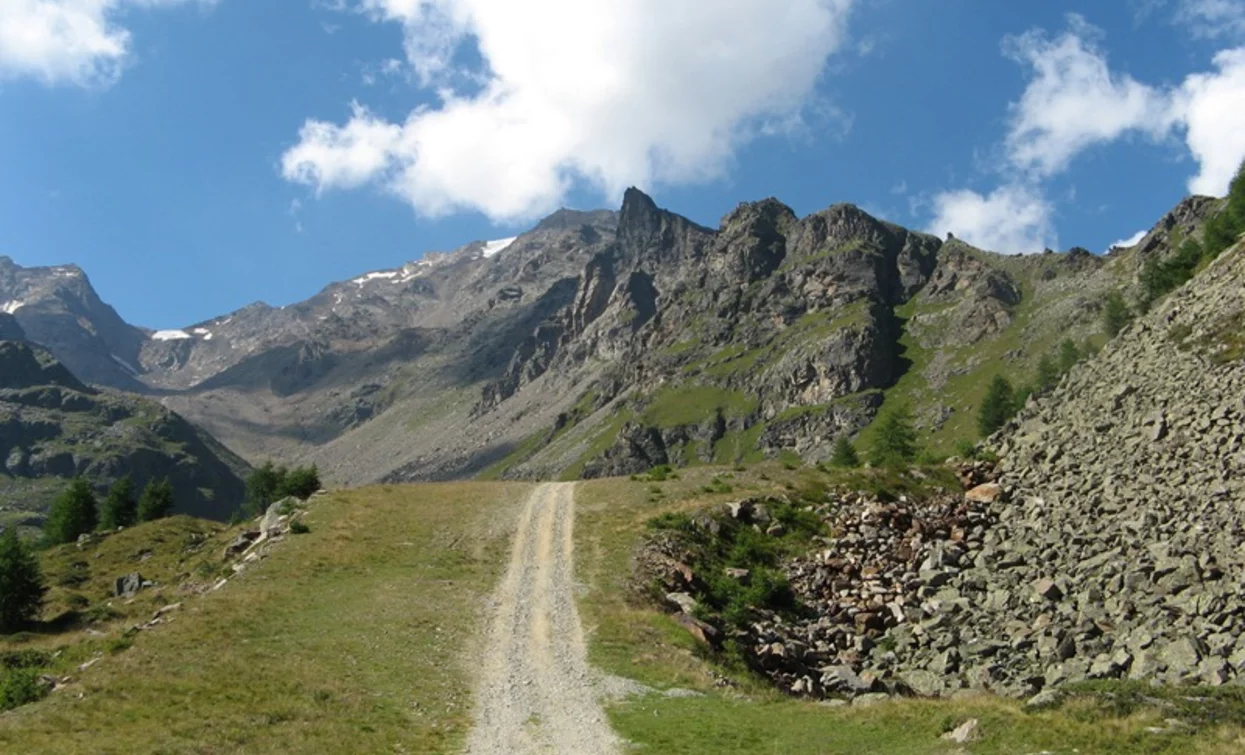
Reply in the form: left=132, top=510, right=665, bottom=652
left=0, top=482, right=528, bottom=754
left=574, top=466, right=1245, bottom=754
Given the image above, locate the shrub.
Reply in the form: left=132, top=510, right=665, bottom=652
left=43, top=478, right=98, bottom=545
left=98, top=476, right=137, bottom=530
left=1058, top=339, right=1080, bottom=373
left=1036, top=353, right=1060, bottom=391
left=289, top=520, right=310, bottom=535
left=0, top=667, right=48, bottom=711
left=137, top=478, right=175, bottom=522
left=869, top=404, right=919, bottom=467
left=0, top=530, right=46, bottom=633
left=245, top=462, right=321, bottom=516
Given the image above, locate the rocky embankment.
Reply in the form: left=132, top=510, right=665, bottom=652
left=641, top=239, right=1245, bottom=700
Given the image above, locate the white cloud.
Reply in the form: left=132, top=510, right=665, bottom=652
left=1173, top=47, right=1245, bottom=194
left=285, top=0, right=856, bottom=221
left=0, top=0, right=215, bottom=87
left=927, top=183, right=1056, bottom=254
left=1109, top=229, right=1148, bottom=250
left=1173, top=0, right=1245, bottom=40
left=1002, top=15, right=1174, bottom=178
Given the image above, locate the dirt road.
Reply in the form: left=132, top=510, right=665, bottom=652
left=465, top=482, right=621, bottom=755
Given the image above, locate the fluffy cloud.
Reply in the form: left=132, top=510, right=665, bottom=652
left=929, top=15, right=1245, bottom=254
left=283, top=0, right=856, bottom=221
left=1002, top=16, right=1174, bottom=178
left=0, top=0, right=213, bottom=87
left=1174, top=47, right=1245, bottom=195
left=927, top=184, right=1057, bottom=254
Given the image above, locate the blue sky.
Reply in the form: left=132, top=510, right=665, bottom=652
left=1, top=1, right=1243, bottom=329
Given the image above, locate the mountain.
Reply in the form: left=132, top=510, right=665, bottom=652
left=0, top=193, right=1223, bottom=486
left=0, top=339, right=251, bottom=525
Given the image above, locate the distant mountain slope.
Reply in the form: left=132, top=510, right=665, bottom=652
left=0, top=191, right=1224, bottom=485
left=0, top=339, right=251, bottom=524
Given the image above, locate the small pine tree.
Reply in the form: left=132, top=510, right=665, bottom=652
left=0, top=528, right=46, bottom=633
left=98, top=476, right=138, bottom=530
left=869, top=404, right=919, bottom=467
left=978, top=375, right=1016, bottom=437
left=1103, top=291, right=1132, bottom=338
left=1036, top=353, right=1060, bottom=391
left=137, top=478, right=175, bottom=522
left=1058, top=339, right=1080, bottom=373
left=829, top=436, right=860, bottom=468
left=43, top=478, right=98, bottom=545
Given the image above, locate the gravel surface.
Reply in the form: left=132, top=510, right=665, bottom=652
left=466, top=483, right=621, bottom=755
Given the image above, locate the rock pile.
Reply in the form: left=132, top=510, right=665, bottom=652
left=744, top=241, right=1245, bottom=699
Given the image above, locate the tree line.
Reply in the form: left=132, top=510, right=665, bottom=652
left=43, top=476, right=175, bottom=546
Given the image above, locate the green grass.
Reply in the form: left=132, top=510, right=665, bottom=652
left=0, top=483, right=527, bottom=754
left=560, top=408, right=636, bottom=480
left=477, top=428, right=548, bottom=480
left=641, top=385, right=758, bottom=429
left=574, top=469, right=1245, bottom=754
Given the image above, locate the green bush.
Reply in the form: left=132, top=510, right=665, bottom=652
left=0, top=667, right=48, bottom=711
left=289, top=520, right=311, bottom=535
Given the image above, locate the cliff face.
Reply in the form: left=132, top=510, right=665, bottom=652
left=3, top=190, right=1220, bottom=485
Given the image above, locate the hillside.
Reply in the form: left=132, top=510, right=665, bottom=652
left=2, top=193, right=1222, bottom=486
left=0, top=340, right=251, bottom=525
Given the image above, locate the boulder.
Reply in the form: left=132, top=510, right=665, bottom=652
left=114, top=572, right=144, bottom=598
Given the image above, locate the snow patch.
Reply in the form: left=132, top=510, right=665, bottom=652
left=353, top=271, right=400, bottom=286
left=480, top=237, right=517, bottom=258
left=2, top=300, right=25, bottom=314
left=151, top=329, right=192, bottom=341
left=192, top=327, right=211, bottom=335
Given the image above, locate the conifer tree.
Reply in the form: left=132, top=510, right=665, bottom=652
left=869, top=404, right=919, bottom=467
left=978, top=375, right=1017, bottom=437
left=1036, top=353, right=1060, bottom=391
left=829, top=436, right=860, bottom=468
left=137, top=478, right=175, bottom=522
left=99, top=476, right=137, bottom=530
left=0, top=528, right=45, bottom=632
left=1058, top=339, right=1080, bottom=373
left=43, top=478, right=98, bottom=545
left=1104, top=291, right=1132, bottom=338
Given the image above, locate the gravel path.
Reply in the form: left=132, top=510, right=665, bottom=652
left=465, top=483, right=621, bottom=755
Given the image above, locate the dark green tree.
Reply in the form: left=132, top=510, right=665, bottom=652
left=1058, top=339, right=1080, bottom=373
left=868, top=404, right=919, bottom=467
left=244, top=461, right=286, bottom=516
left=137, top=478, right=175, bottom=522
left=829, top=436, right=860, bottom=468
left=0, top=528, right=46, bottom=633
left=1036, top=353, right=1060, bottom=391
left=98, top=476, right=137, bottom=530
left=978, top=375, right=1017, bottom=437
left=43, top=478, right=98, bottom=545
left=279, top=464, right=321, bottom=500
left=1103, top=291, right=1132, bottom=338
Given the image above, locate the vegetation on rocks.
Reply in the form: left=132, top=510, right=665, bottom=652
left=244, top=462, right=321, bottom=516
